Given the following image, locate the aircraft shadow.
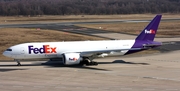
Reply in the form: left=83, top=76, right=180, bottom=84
left=41, top=61, right=110, bottom=71
left=0, top=60, right=149, bottom=72
left=0, top=68, right=28, bottom=72
left=98, top=60, right=150, bottom=65
left=0, top=61, right=110, bottom=71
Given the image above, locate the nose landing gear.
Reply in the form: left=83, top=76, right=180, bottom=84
left=14, top=59, right=21, bottom=66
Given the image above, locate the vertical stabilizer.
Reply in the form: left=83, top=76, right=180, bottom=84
left=135, top=15, right=162, bottom=41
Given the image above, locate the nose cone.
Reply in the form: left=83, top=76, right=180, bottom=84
left=3, top=51, right=11, bottom=57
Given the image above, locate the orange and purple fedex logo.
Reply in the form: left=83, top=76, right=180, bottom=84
left=28, top=45, right=57, bottom=54
left=145, top=29, right=155, bottom=34
left=69, top=58, right=78, bottom=61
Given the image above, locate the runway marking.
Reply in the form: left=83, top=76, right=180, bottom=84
left=120, top=88, right=132, bottom=90
left=102, top=87, right=111, bottom=90
left=166, top=89, right=178, bottom=91
left=2, top=84, right=180, bottom=91
left=143, top=89, right=155, bottom=90
left=147, top=59, right=180, bottom=62
left=143, top=76, right=180, bottom=82
left=13, top=85, right=23, bottom=88
left=33, top=86, right=45, bottom=88
left=55, top=86, right=66, bottom=88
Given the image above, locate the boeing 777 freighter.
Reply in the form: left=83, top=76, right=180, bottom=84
left=3, top=15, right=162, bottom=66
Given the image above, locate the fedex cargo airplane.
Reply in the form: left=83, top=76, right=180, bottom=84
left=3, top=15, right=162, bottom=66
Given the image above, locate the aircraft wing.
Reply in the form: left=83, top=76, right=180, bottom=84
left=78, top=48, right=143, bottom=57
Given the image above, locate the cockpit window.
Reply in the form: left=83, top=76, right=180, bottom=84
left=6, top=49, right=12, bottom=51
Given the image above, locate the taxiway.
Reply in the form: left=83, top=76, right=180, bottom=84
left=1, top=19, right=180, bottom=91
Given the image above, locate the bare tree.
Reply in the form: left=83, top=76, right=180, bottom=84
left=0, top=0, right=179, bottom=16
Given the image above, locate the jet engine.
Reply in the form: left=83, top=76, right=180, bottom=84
left=62, top=53, right=82, bottom=65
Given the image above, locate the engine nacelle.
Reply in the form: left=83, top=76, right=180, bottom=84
left=62, top=53, right=81, bottom=65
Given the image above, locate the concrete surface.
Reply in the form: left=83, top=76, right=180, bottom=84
left=1, top=50, right=180, bottom=91
left=1, top=19, right=180, bottom=91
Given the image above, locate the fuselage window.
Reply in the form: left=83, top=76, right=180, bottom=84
left=6, top=49, right=12, bottom=51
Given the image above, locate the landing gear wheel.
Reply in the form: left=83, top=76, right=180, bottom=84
left=17, top=63, right=21, bottom=66
left=86, top=61, right=98, bottom=66
left=14, top=59, right=21, bottom=66
left=90, top=61, right=98, bottom=66
left=93, top=62, right=98, bottom=66
left=81, top=57, right=98, bottom=66
left=79, top=59, right=89, bottom=66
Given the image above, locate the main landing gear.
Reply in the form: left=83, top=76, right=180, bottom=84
left=14, top=59, right=21, bottom=66
left=81, top=57, right=98, bottom=66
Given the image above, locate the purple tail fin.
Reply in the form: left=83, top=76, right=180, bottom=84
left=135, top=15, right=162, bottom=41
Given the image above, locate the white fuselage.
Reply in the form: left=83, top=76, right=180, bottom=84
left=4, top=40, right=135, bottom=59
